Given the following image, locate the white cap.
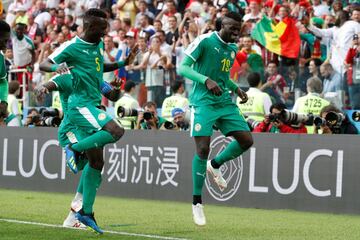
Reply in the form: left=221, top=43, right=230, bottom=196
left=125, top=31, right=135, bottom=38
left=15, top=5, right=26, bottom=12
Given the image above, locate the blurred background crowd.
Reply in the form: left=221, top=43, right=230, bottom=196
left=0, top=0, right=359, bottom=134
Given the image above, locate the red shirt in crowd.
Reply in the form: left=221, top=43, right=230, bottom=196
left=345, top=47, right=359, bottom=85
left=253, top=122, right=308, bottom=133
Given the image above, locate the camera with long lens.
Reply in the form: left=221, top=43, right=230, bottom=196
left=143, top=111, right=154, bottom=120
left=269, top=110, right=314, bottom=126
left=40, top=108, right=62, bottom=127
left=325, top=111, right=345, bottom=127
left=163, top=121, right=175, bottom=130
left=117, top=106, right=138, bottom=118
left=352, top=111, right=360, bottom=122
left=246, top=118, right=260, bottom=131
left=314, top=111, right=345, bottom=129
left=313, top=116, right=326, bottom=127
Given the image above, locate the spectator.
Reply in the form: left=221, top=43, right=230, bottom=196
left=292, top=76, right=330, bottom=133
left=54, top=12, right=65, bottom=33
left=128, top=35, right=149, bottom=106
left=137, top=14, right=155, bottom=37
left=312, top=0, right=331, bottom=17
left=11, top=22, right=35, bottom=96
left=103, top=35, right=118, bottom=84
left=315, top=104, right=358, bottom=134
left=156, top=0, right=182, bottom=32
left=161, top=80, right=189, bottom=121
left=238, top=72, right=272, bottom=122
left=308, top=59, right=322, bottom=80
left=135, top=1, right=155, bottom=28
left=27, top=13, right=42, bottom=48
left=12, top=6, right=28, bottom=26
left=344, top=34, right=360, bottom=109
left=34, top=8, right=51, bottom=30
left=109, top=18, right=122, bottom=37
left=64, top=14, right=77, bottom=32
left=136, top=36, right=168, bottom=106
left=243, top=0, right=261, bottom=34
left=234, top=35, right=264, bottom=80
left=153, top=19, right=163, bottom=32
left=307, top=9, right=360, bottom=77
left=116, top=0, right=138, bottom=24
left=253, top=103, right=307, bottom=133
left=262, top=61, right=287, bottom=103
left=7, top=80, right=22, bottom=122
left=24, top=108, right=41, bottom=127
left=137, top=101, right=167, bottom=130
left=171, top=107, right=189, bottom=131
left=165, top=15, right=179, bottom=45
left=320, top=63, right=342, bottom=93
left=114, top=81, right=140, bottom=130
left=155, top=30, right=172, bottom=60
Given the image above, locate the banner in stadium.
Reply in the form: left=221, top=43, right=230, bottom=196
left=0, top=127, right=359, bottom=214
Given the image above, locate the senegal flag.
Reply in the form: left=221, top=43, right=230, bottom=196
left=251, top=16, right=300, bottom=59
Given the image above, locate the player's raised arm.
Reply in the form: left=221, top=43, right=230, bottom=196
left=39, top=58, right=72, bottom=74
left=103, top=44, right=139, bottom=72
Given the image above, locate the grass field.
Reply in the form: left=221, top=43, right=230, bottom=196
left=1, top=188, right=360, bottom=240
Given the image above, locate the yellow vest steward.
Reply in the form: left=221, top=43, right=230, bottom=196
left=237, top=91, right=268, bottom=121
left=114, top=94, right=139, bottom=129
left=161, top=94, right=189, bottom=121
left=295, top=93, right=330, bottom=134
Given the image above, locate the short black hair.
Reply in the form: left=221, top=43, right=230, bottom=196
left=156, top=30, right=166, bottom=36
left=15, top=22, right=27, bottom=28
left=124, top=80, right=136, bottom=92
left=224, top=11, right=243, bottom=23
left=270, top=102, right=287, bottom=113
left=247, top=72, right=261, bottom=87
left=84, top=8, right=107, bottom=20
left=171, top=80, right=184, bottom=93
left=0, top=20, right=11, bottom=33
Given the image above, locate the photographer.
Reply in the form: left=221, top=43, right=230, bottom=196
left=114, top=81, right=140, bottom=129
left=137, top=101, right=167, bottom=130
left=171, top=108, right=189, bottom=131
left=253, top=103, right=308, bottom=133
left=24, top=108, right=42, bottom=127
left=314, top=105, right=358, bottom=134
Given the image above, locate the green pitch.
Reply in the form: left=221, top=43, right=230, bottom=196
left=1, top=188, right=360, bottom=240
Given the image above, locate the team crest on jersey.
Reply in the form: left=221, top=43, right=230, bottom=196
left=231, top=51, right=235, bottom=59
left=98, top=113, right=106, bottom=121
left=194, top=123, right=201, bottom=132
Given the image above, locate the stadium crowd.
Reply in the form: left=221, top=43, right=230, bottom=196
left=0, top=0, right=359, bottom=134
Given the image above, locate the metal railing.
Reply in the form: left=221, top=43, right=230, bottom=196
left=8, top=68, right=29, bottom=108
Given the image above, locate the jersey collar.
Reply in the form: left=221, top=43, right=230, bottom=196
left=76, top=36, right=97, bottom=45
left=214, top=31, right=230, bottom=46
left=308, top=92, right=321, bottom=97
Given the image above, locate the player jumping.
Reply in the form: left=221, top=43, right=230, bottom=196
left=39, top=9, right=136, bottom=234
left=178, top=12, right=253, bottom=226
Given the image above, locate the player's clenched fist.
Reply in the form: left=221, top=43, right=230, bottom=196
left=236, top=87, right=248, bottom=104
left=205, top=78, right=223, bottom=96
